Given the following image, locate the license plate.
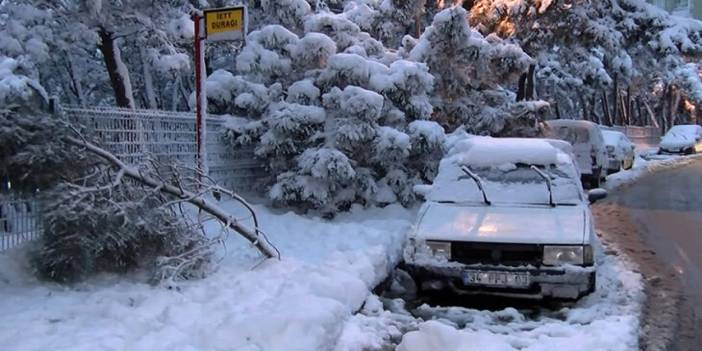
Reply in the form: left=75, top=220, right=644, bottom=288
left=463, top=270, right=530, bottom=288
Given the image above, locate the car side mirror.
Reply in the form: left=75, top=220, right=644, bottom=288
left=588, top=188, right=608, bottom=204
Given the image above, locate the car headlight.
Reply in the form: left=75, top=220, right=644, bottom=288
left=426, top=240, right=451, bottom=260
left=543, top=245, right=593, bottom=266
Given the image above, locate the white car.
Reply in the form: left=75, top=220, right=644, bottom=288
left=658, top=124, right=702, bottom=155
left=602, top=130, right=635, bottom=173
left=545, top=120, right=608, bottom=188
left=405, top=137, right=604, bottom=300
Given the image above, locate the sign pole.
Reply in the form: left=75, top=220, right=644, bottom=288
left=192, top=11, right=208, bottom=180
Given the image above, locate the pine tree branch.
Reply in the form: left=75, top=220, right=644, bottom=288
left=63, top=136, right=280, bottom=260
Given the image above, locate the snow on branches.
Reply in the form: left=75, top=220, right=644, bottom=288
left=409, top=6, right=534, bottom=134
left=470, top=0, right=702, bottom=123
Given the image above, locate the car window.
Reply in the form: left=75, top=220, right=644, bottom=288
left=554, top=126, right=590, bottom=144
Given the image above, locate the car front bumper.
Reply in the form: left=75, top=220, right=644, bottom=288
left=405, top=261, right=596, bottom=300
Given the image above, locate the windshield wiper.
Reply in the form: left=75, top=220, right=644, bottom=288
left=460, top=166, right=491, bottom=206
left=530, top=165, right=555, bottom=207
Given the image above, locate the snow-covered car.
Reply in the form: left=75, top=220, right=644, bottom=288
left=544, top=120, right=608, bottom=188
left=602, top=130, right=635, bottom=173
left=405, top=137, right=605, bottom=300
left=658, top=124, right=702, bottom=155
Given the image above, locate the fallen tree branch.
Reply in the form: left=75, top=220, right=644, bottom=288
left=64, top=136, right=280, bottom=260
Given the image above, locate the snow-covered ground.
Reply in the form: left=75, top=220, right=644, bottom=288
left=337, top=238, right=643, bottom=351
left=0, top=202, right=414, bottom=351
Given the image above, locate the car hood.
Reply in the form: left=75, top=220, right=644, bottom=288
left=414, top=202, right=587, bottom=245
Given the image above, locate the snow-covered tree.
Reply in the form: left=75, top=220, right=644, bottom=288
left=469, top=0, right=702, bottom=126
left=222, top=9, right=439, bottom=214
left=0, top=0, right=197, bottom=109
left=409, top=6, right=534, bottom=134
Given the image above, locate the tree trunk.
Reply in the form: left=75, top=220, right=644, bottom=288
left=591, top=95, right=601, bottom=124
left=660, top=84, right=669, bottom=132
left=602, top=90, right=612, bottom=126
left=626, top=86, right=633, bottom=125
left=612, top=74, right=619, bottom=125
left=525, top=64, right=536, bottom=100
left=670, top=87, right=681, bottom=127
left=140, top=46, right=158, bottom=109
left=636, top=98, right=644, bottom=126
left=98, top=27, right=135, bottom=108
left=579, top=93, right=588, bottom=121
left=643, top=99, right=659, bottom=129
left=65, top=52, right=86, bottom=106
left=516, top=73, right=526, bottom=101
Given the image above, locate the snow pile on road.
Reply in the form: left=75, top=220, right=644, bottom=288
left=0, top=202, right=414, bottom=351
left=605, top=152, right=702, bottom=190
left=344, top=239, right=643, bottom=351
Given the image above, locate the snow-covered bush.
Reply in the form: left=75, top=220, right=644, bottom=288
left=33, top=184, right=211, bottom=283
left=2, top=110, right=213, bottom=283
left=0, top=111, right=85, bottom=193
left=0, top=56, right=48, bottom=113
left=221, top=10, right=441, bottom=214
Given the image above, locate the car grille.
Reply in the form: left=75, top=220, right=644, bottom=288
left=451, top=242, right=543, bottom=266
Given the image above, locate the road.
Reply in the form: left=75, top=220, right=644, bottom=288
left=594, top=158, right=702, bottom=350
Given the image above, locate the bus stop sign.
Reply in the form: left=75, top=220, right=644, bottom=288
left=204, top=6, right=246, bottom=42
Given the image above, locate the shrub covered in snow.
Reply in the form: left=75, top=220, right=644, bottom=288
left=0, top=111, right=86, bottom=193
left=0, top=56, right=47, bottom=113
left=33, top=184, right=211, bottom=283
left=1, top=110, right=213, bottom=283
left=222, top=11, right=445, bottom=214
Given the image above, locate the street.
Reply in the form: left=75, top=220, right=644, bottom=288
left=595, top=158, right=702, bottom=350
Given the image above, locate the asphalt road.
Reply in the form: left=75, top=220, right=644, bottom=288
left=615, top=159, right=702, bottom=316
left=598, top=158, right=702, bottom=350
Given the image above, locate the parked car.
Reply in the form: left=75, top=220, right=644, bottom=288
left=406, top=137, right=604, bottom=300
left=658, top=124, right=702, bottom=155
left=602, top=130, right=635, bottom=173
left=545, top=120, right=608, bottom=188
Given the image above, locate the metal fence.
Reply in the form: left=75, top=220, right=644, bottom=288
left=0, top=106, right=265, bottom=251
left=0, top=196, right=42, bottom=251
left=62, top=106, right=265, bottom=192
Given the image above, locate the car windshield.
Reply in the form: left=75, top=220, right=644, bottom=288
left=552, top=126, right=590, bottom=144
left=428, top=163, right=583, bottom=206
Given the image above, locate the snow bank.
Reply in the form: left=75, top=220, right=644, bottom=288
left=0, top=203, right=414, bottom=351
left=605, top=153, right=702, bottom=190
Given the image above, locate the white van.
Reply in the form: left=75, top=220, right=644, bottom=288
left=545, top=120, right=608, bottom=188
